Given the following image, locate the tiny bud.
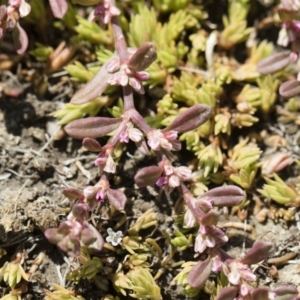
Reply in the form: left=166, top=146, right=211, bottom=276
left=106, top=56, right=120, bottom=73
left=279, top=79, right=300, bottom=98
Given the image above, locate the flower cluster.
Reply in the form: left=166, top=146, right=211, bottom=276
left=45, top=200, right=104, bottom=257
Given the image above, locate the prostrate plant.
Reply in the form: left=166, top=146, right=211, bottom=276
left=45, top=0, right=214, bottom=258
left=29, top=1, right=299, bottom=299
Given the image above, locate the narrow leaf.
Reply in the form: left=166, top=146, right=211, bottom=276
left=279, top=79, right=300, bottom=98
left=71, top=56, right=117, bottom=105
left=257, top=51, right=291, bottom=74
left=107, top=189, right=127, bottom=211
left=49, top=0, right=68, bottom=19
left=64, top=117, right=122, bottom=139
left=241, top=241, right=274, bottom=265
left=200, top=185, right=245, bottom=207
left=187, top=257, right=212, bottom=289
left=164, top=104, right=212, bottom=134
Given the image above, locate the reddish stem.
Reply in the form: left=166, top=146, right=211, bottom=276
left=110, top=0, right=128, bottom=64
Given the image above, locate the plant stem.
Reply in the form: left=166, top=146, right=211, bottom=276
left=111, top=0, right=128, bottom=64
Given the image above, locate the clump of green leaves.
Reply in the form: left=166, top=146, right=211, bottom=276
left=258, top=174, right=300, bottom=205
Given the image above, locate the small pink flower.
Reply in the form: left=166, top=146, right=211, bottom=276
left=119, top=122, right=143, bottom=143
left=95, top=149, right=116, bottom=174
left=225, top=260, right=256, bottom=286
left=212, top=256, right=223, bottom=272
left=194, top=225, right=228, bottom=253
left=155, top=158, right=191, bottom=193
left=19, top=0, right=30, bottom=17
left=83, top=177, right=126, bottom=211
left=94, top=0, right=120, bottom=24
left=195, top=225, right=216, bottom=253
left=96, top=188, right=106, bottom=202
left=104, top=154, right=116, bottom=173
left=147, top=129, right=181, bottom=151
left=107, top=65, right=149, bottom=94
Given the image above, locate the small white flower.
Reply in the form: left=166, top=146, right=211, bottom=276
left=106, top=228, right=123, bottom=246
